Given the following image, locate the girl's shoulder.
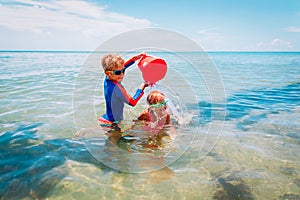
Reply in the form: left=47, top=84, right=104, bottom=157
left=137, top=109, right=150, bottom=121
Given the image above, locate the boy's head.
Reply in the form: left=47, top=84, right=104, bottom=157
left=101, top=54, right=124, bottom=71
left=147, top=90, right=166, bottom=106
left=102, top=54, right=125, bottom=82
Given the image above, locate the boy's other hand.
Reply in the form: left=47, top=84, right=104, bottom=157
left=141, top=82, right=149, bottom=90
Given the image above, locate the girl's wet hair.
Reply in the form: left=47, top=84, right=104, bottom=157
left=147, top=90, right=166, bottom=105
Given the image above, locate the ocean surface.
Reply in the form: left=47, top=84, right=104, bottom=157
left=0, top=51, right=299, bottom=199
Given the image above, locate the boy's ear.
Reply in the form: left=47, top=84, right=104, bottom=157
left=104, top=71, right=110, bottom=76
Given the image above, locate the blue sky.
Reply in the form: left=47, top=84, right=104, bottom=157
left=0, top=0, right=299, bottom=51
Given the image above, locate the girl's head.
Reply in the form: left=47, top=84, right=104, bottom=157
left=147, top=90, right=167, bottom=107
left=102, top=54, right=125, bottom=82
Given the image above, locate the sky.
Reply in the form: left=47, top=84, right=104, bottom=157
left=0, top=0, right=299, bottom=51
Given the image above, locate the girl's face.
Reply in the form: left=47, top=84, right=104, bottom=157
left=105, top=63, right=125, bottom=83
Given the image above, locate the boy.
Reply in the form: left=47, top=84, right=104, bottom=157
left=98, top=53, right=148, bottom=127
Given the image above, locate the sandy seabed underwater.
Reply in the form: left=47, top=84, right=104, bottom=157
left=0, top=51, right=300, bottom=199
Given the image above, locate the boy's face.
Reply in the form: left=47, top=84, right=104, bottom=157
left=105, top=63, right=125, bottom=83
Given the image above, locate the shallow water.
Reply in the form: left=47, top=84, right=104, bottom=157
left=0, top=51, right=300, bottom=199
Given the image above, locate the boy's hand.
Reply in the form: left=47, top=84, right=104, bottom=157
left=132, top=53, right=146, bottom=61
left=140, top=82, right=149, bottom=91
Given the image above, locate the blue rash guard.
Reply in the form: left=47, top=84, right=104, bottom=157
left=101, top=59, right=144, bottom=123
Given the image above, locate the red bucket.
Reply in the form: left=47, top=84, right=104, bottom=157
left=137, top=55, right=167, bottom=84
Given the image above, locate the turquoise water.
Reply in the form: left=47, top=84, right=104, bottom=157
left=0, top=51, right=300, bottom=199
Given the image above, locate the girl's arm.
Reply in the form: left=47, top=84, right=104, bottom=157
left=138, top=109, right=149, bottom=121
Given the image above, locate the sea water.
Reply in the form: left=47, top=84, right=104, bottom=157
left=0, top=51, right=299, bottom=199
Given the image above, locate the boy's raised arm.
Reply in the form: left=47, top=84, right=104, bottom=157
left=124, top=53, right=146, bottom=68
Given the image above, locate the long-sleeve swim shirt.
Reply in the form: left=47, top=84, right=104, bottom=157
left=102, top=59, right=144, bottom=122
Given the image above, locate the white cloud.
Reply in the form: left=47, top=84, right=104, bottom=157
left=197, top=28, right=224, bottom=42
left=283, top=26, right=300, bottom=33
left=0, top=0, right=151, bottom=49
left=196, top=28, right=226, bottom=50
left=250, top=38, right=293, bottom=51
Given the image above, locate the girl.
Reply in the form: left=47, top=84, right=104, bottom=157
left=137, top=90, right=170, bottom=135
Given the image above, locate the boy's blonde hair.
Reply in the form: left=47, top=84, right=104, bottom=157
left=101, top=54, right=124, bottom=71
left=147, top=90, right=165, bottom=105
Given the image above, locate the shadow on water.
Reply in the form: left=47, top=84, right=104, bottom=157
left=197, top=82, right=300, bottom=131
left=0, top=123, right=109, bottom=199
left=213, top=173, right=254, bottom=200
